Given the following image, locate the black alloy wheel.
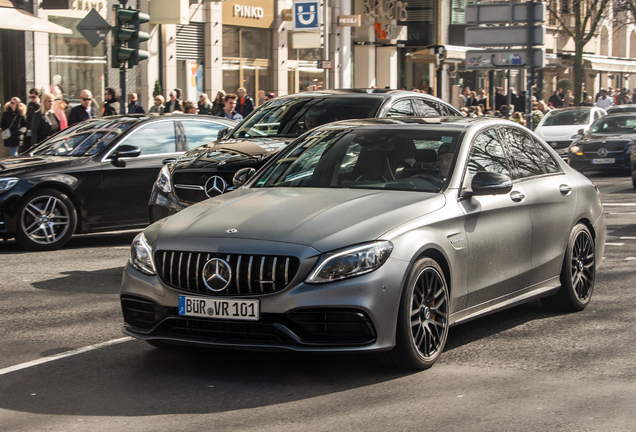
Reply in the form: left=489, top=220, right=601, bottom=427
left=541, top=224, right=595, bottom=312
left=16, top=188, right=77, bottom=251
left=383, top=258, right=450, bottom=370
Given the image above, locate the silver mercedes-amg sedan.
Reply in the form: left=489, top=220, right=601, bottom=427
left=121, top=117, right=606, bottom=370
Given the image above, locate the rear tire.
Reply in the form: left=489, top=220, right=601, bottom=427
left=381, top=258, right=450, bottom=370
left=541, top=224, right=595, bottom=312
left=15, top=188, right=77, bottom=251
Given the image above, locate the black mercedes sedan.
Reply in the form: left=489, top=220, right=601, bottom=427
left=0, top=114, right=236, bottom=250
left=148, top=89, right=462, bottom=223
left=568, top=113, right=635, bottom=174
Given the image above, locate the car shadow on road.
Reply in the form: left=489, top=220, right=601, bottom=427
left=30, top=267, right=124, bottom=294
left=0, top=230, right=139, bottom=254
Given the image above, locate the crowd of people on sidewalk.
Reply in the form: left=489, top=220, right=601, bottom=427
left=1, top=85, right=276, bottom=155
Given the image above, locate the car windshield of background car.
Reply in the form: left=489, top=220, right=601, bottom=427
left=252, top=128, right=460, bottom=193
left=542, top=110, right=590, bottom=126
left=589, top=117, right=636, bottom=134
left=231, top=97, right=383, bottom=139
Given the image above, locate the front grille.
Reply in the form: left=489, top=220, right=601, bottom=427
left=121, top=295, right=169, bottom=330
left=155, top=250, right=301, bottom=296
left=173, top=171, right=235, bottom=203
left=173, top=187, right=208, bottom=203
left=547, top=140, right=572, bottom=150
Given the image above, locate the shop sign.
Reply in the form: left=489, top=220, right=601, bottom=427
left=223, top=0, right=275, bottom=29
left=72, top=0, right=105, bottom=15
left=149, top=0, right=189, bottom=25
left=293, top=1, right=320, bottom=31
left=338, top=15, right=361, bottom=27
left=363, top=0, right=408, bottom=22
left=282, top=9, right=293, bottom=21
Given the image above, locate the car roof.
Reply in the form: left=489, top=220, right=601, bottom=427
left=102, top=113, right=238, bottom=126
left=312, top=116, right=497, bottom=132
left=274, top=89, right=447, bottom=101
left=546, top=107, right=595, bottom=113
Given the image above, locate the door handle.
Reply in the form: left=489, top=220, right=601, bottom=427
left=510, top=191, right=525, bottom=202
left=559, top=184, right=572, bottom=195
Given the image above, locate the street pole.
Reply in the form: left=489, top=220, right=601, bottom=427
left=526, top=0, right=534, bottom=128
left=120, top=63, right=127, bottom=114
left=323, top=0, right=329, bottom=90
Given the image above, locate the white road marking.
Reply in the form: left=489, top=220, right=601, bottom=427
left=625, top=257, right=636, bottom=261
left=605, top=243, right=625, bottom=246
left=620, top=237, right=636, bottom=240
left=603, top=203, right=636, bottom=206
left=607, top=212, right=636, bottom=215
left=0, top=337, right=133, bottom=376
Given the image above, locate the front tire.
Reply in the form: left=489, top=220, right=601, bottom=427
left=15, top=188, right=77, bottom=251
left=382, top=258, right=450, bottom=370
left=541, top=224, right=595, bottom=312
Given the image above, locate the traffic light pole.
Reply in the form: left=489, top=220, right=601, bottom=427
left=120, top=63, right=127, bottom=114
left=526, top=0, right=534, bottom=128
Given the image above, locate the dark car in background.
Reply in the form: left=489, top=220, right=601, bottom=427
left=568, top=113, right=635, bottom=175
left=148, top=89, right=462, bottom=223
left=606, top=104, right=636, bottom=115
left=0, top=114, right=236, bottom=250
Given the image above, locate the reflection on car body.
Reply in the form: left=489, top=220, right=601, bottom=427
left=122, top=117, right=606, bottom=370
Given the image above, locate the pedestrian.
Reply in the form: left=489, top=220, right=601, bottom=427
left=216, top=93, right=244, bottom=120
left=212, top=90, right=225, bottom=115
left=466, top=91, right=477, bottom=107
left=266, top=92, right=276, bottom=101
left=595, top=89, right=613, bottom=109
left=475, top=88, right=487, bottom=108
left=128, top=93, right=146, bottom=114
left=182, top=100, right=199, bottom=114
left=531, top=102, right=545, bottom=130
left=1, top=97, right=27, bottom=157
left=68, top=89, right=98, bottom=126
left=512, top=111, right=527, bottom=126
left=236, top=87, right=255, bottom=117
left=514, top=91, right=526, bottom=114
left=549, top=89, right=563, bottom=108
left=30, top=93, right=60, bottom=148
left=149, top=95, right=165, bottom=114
left=197, top=93, right=212, bottom=114
left=174, top=88, right=183, bottom=100
left=580, top=96, right=594, bottom=106
left=257, top=90, right=266, bottom=106
left=103, top=87, right=120, bottom=116
left=494, top=87, right=507, bottom=111
left=25, top=88, right=41, bottom=145
left=164, top=90, right=182, bottom=113
left=563, top=90, right=574, bottom=107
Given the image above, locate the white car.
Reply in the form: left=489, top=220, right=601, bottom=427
left=534, top=107, right=606, bottom=159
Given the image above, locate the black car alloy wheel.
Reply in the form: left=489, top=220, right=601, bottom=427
left=384, top=258, right=450, bottom=370
left=16, top=188, right=77, bottom=251
left=542, top=224, right=595, bottom=312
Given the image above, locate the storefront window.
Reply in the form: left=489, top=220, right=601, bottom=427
left=222, top=26, right=272, bottom=99
left=48, top=16, right=106, bottom=111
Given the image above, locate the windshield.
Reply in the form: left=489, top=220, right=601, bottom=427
left=252, top=128, right=461, bottom=193
left=541, top=110, right=590, bottom=126
left=230, top=97, right=383, bottom=139
left=607, top=105, right=636, bottom=114
left=589, top=116, right=636, bottom=134
left=32, top=118, right=137, bottom=156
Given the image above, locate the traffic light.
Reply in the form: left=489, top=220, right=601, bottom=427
left=112, top=5, right=150, bottom=69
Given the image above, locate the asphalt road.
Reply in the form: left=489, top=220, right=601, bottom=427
left=1, top=173, right=635, bottom=431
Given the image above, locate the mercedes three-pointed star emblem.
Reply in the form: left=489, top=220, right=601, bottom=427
left=204, top=176, right=227, bottom=198
left=597, top=148, right=609, bottom=157
left=202, top=258, right=232, bottom=292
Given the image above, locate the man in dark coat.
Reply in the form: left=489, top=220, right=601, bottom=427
left=26, top=88, right=41, bottom=137
left=164, top=90, right=182, bottom=113
left=127, top=93, right=146, bottom=114
left=68, top=89, right=98, bottom=126
left=548, top=89, right=564, bottom=108
left=103, top=87, right=120, bottom=116
left=494, top=87, right=507, bottom=111
left=236, top=87, right=255, bottom=117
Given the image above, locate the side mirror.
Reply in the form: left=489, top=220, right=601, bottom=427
left=578, top=128, right=585, bottom=135
left=466, top=172, right=513, bottom=197
left=109, top=145, right=141, bottom=159
left=217, top=127, right=231, bottom=140
left=233, top=167, right=256, bottom=188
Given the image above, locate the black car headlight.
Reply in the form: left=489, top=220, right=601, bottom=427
left=0, top=177, right=18, bottom=194
left=306, top=241, right=393, bottom=284
left=129, top=232, right=156, bottom=275
left=156, top=164, right=172, bottom=194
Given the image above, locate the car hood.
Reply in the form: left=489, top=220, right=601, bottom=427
left=535, top=125, right=587, bottom=140
left=156, top=188, right=445, bottom=253
left=174, top=137, right=292, bottom=170
left=576, top=132, right=635, bottom=145
left=0, top=155, right=88, bottom=176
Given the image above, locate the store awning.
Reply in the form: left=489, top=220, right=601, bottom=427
left=407, top=45, right=482, bottom=64
left=583, top=54, right=636, bottom=73
left=0, top=3, right=72, bottom=34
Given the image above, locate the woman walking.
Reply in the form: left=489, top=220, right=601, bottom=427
left=197, top=93, right=213, bottom=114
left=211, top=90, right=226, bottom=115
left=149, top=95, right=165, bottom=113
left=30, top=93, right=60, bottom=148
left=1, top=97, right=27, bottom=157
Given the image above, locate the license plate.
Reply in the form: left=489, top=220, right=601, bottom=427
left=178, top=296, right=259, bottom=321
left=592, top=158, right=615, bottom=164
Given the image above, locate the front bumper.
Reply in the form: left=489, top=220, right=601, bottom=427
left=120, top=256, right=409, bottom=352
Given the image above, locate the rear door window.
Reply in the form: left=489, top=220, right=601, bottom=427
left=181, top=119, right=227, bottom=149
left=467, top=129, right=511, bottom=177
left=499, top=127, right=545, bottom=178
left=413, top=99, right=440, bottom=116
left=120, top=121, right=177, bottom=156
left=387, top=99, right=415, bottom=117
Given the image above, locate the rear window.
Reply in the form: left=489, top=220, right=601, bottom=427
left=541, top=110, right=590, bottom=126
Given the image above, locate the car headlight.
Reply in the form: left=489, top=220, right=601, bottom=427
left=156, top=164, right=172, bottom=194
left=569, top=145, right=582, bottom=155
left=306, top=241, right=393, bottom=284
left=627, top=144, right=633, bottom=154
left=129, top=232, right=156, bottom=275
left=0, top=177, right=18, bottom=194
